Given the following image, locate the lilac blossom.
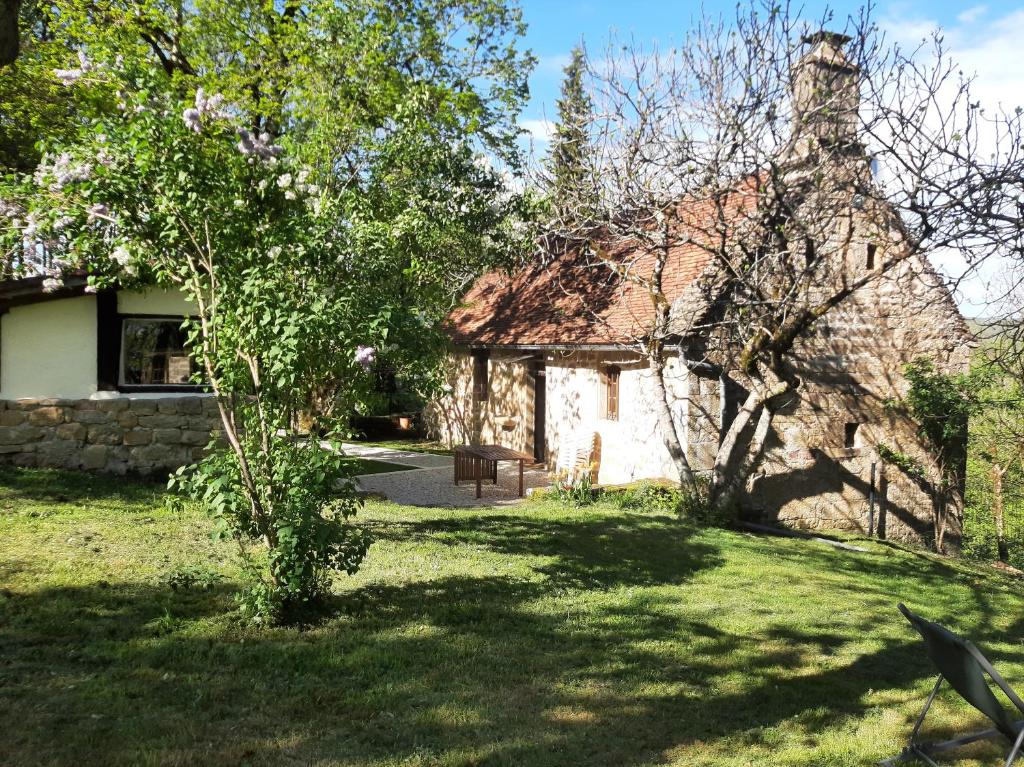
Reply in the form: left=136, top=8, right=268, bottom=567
left=110, top=245, right=131, bottom=266
left=237, top=129, right=283, bottom=161
left=354, top=345, right=376, bottom=370
left=34, top=152, right=92, bottom=192
left=54, top=50, right=98, bottom=86
left=182, top=88, right=230, bottom=133
left=87, top=203, right=111, bottom=224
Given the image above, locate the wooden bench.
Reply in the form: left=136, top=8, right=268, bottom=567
left=454, top=444, right=535, bottom=498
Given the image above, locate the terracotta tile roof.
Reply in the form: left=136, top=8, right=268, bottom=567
left=446, top=194, right=749, bottom=348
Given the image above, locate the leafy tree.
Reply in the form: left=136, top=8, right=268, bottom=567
left=0, top=0, right=533, bottom=621
left=964, top=353, right=1024, bottom=566
left=900, top=359, right=977, bottom=552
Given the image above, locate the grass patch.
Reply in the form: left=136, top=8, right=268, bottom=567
left=349, top=457, right=418, bottom=475
left=1, top=466, right=1022, bottom=766
left=348, top=437, right=453, bottom=456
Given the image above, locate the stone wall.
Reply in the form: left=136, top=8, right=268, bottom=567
left=0, top=397, right=220, bottom=476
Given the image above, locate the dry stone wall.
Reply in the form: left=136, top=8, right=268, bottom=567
left=0, top=397, right=220, bottom=476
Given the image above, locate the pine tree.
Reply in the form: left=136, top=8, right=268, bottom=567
left=546, top=45, right=597, bottom=224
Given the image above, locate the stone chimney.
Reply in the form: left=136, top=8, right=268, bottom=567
left=791, top=31, right=861, bottom=156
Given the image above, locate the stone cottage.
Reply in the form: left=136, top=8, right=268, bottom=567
left=0, top=273, right=218, bottom=474
left=426, top=33, right=974, bottom=547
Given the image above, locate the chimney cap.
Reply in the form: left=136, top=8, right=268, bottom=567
left=801, top=30, right=853, bottom=47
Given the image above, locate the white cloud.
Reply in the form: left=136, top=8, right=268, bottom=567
left=879, top=6, right=1024, bottom=314
left=521, top=118, right=556, bottom=145
left=956, top=5, right=988, bottom=25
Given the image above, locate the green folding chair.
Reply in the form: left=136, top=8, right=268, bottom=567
left=880, top=604, right=1024, bottom=766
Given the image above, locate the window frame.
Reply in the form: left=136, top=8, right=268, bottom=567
left=117, top=314, right=203, bottom=393
left=603, top=365, right=621, bottom=421
left=844, top=422, right=861, bottom=449
left=471, top=349, right=489, bottom=403
left=866, top=242, right=877, bottom=270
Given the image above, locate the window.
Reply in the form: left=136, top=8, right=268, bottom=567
left=804, top=236, right=816, bottom=266
left=844, top=422, right=860, bottom=449
left=603, top=366, right=620, bottom=421
left=866, top=243, right=877, bottom=270
left=472, top=350, right=489, bottom=402
left=120, top=318, right=198, bottom=387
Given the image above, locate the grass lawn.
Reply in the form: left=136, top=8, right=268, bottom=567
left=349, top=437, right=453, bottom=456
left=349, top=457, right=418, bottom=475
left=2, top=467, right=1023, bottom=766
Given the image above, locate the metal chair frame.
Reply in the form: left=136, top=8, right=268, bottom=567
left=881, top=606, right=1024, bottom=766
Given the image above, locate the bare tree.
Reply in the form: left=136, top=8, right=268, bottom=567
left=534, top=1, right=1024, bottom=518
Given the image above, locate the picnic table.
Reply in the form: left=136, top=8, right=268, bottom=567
left=454, top=444, right=535, bottom=498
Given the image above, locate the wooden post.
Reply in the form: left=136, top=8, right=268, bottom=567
left=475, top=456, right=482, bottom=499
left=868, top=462, right=877, bottom=537
left=518, top=459, right=524, bottom=497
left=878, top=473, right=888, bottom=541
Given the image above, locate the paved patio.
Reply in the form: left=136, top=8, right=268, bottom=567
left=342, top=442, right=550, bottom=507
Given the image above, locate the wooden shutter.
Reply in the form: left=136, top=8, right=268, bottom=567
left=96, top=289, right=121, bottom=391
left=604, top=366, right=620, bottom=421
left=472, top=350, right=489, bottom=402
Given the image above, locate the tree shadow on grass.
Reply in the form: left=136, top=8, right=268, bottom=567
left=2, top=505, right=1018, bottom=766
left=0, top=465, right=167, bottom=507
left=366, top=511, right=720, bottom=589
left=0, top=574, right=953, bottom=767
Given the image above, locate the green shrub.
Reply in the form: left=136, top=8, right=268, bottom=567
left=552, top=468, right=596, bottom=507
left=163, top=565, right=222, bottom=592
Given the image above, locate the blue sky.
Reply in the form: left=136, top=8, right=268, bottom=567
left=515, top=0, right=1024, bottom=314
left=517, top=0, right=1024, bottom=145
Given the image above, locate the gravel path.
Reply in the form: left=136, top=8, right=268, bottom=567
left=343, top=443, right=550, bottom=507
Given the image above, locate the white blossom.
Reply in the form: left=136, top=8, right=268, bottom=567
left=277, top=173, right=293, bottom=189
left=42, top=277, right=62, bottom=293
left=110, top=244, right=131, bottom=266
left=285, top=190, right=296, bottom=200
left=54, top=50, right=100, bottom=86
left=268, top=245, right=282, bottom=258
left=84, top=284, right=98, bottom=294
left=354, top=345, right=376, bottom=370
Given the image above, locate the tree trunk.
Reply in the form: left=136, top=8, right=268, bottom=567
left=714, top=399, right=775, bottom=512
left=709, top=374, right=791, bottom=506
left=0, top=0, right=17, bottom=68
left=648, top=348, right=698, bottom=495
left=992, top=463, right=1009, bottom=563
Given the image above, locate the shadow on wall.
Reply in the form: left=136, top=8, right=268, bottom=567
left=749, top=448, right=938, bottom=545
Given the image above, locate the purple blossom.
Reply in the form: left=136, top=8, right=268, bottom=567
left=182, top=88, right=230, bottom=134
left=354, top=345, right=376, bottom=370
left=237, top=129, right=283, bottom=161
left=182, top=107, right=202, bottom=133
left=87, top=203, right=111, bottom=224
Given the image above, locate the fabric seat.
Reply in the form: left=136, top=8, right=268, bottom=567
left=880, top=604, right=1024, bottom=766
